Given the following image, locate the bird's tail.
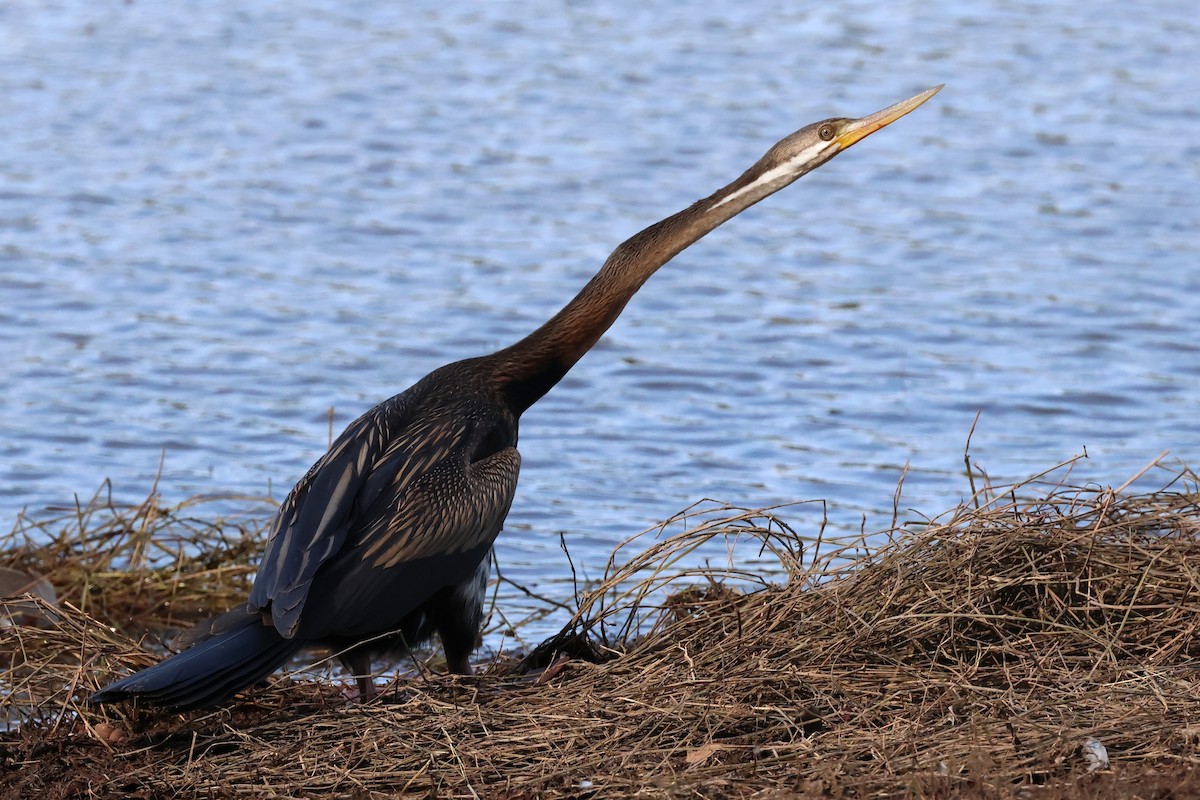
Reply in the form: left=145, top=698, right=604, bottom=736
left=91, top=618, right=303, bottom=711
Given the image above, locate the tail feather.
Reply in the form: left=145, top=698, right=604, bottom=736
left=91, top=621, right=303, bottom=711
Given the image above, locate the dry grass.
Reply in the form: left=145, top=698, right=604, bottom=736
left=3, top=456, right=1200, bottom=799
left=1, top=478, right=271, bottom=640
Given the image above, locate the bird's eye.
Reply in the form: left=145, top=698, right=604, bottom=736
left=818, top=125, right=835, bottom=141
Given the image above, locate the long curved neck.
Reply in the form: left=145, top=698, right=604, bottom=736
left=488, top=149, right=815, bottom=416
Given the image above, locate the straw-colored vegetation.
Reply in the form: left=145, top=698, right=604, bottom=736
left=3, top=456, right=1200, bottom=799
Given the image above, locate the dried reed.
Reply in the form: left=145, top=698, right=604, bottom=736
left=3, top=457, right=1200, bottom=799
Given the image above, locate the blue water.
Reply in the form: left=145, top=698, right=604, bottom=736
left=2, top=1, right=1198, bottom=639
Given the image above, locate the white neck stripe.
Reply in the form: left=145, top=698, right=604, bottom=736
left=711, top=141, right=828, bottom=210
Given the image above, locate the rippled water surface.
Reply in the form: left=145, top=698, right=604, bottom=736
left=2, top=2, right=1198, bottom=638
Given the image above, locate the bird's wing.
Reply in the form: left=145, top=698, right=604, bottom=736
left=247, top=405, right=389, bottom=637
left=249, top=397, right=519, bottom=639
left=354, top=441, right=519, bottom=568
left=291, top=441, right=520, bottom=639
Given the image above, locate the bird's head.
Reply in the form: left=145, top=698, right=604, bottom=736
left=712, top=85, right=943, bottom=211
left=769, top=84, right=943, bottom=173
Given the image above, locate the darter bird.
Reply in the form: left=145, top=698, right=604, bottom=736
left=91, top=86, right=941, bottom=710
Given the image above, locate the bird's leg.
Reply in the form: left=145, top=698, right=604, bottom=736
left=430, top=555, right=489, bottom=676
left=338, top=649, right=376, bottom=702
left=445, top=651, right=474, bottom=676
left=435, top=609, right=480, bottom=676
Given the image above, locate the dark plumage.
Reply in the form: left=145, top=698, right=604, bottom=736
left=91, top=86, right=940, bottom=710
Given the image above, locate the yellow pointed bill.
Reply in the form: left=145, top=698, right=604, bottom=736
left=836, top=85, right=943, bottom=149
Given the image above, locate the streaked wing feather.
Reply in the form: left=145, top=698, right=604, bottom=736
left=294, top=446, right=520, bottom=639
left=248, top=394, right=515, bottom=640
left=248, top=407, right=389, bottom=633
left=361, top=446, right=521, bottom=567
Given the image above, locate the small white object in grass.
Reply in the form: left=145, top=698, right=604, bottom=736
left=579, top=780, right=594, bottom=790
left=1083, top=737, right=1109, bottom=772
